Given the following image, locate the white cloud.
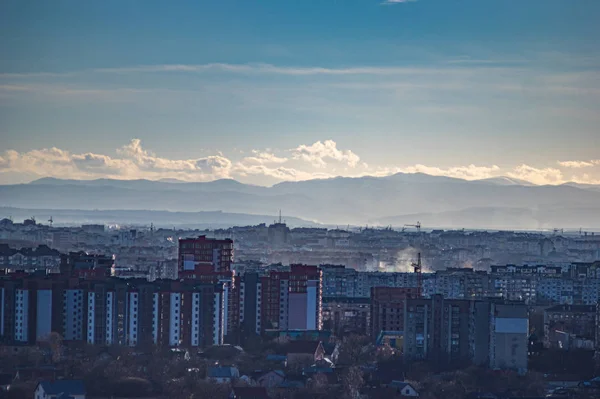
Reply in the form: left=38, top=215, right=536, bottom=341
left=292, top=140, right=360, bottom=168
left=569, top=174, right=600, bottom=185
left=507, top=164, right=564, bottom=185
left=233, top=163, right=329, bottom=182
left=558, top=160, right=600, bottom=168
left=381, top=0, right=417, bottom=4
left=3, top=63, right=512, bottom=79
left=0, top=139, right=233, bottom=182
left=116, top=139, right=232, bottom=177
left=241, top=150, right=288, bottom=165
left=398, top=164, right=501, bottom=180
left=1, top=140, right=599, bottom=187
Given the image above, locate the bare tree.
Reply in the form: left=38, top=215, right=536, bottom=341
left=343, top=366, right=364, bottom=399
left=337, top=335, right=373, bottom=366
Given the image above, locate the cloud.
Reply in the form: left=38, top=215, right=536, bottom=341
left=0, top=139, right=233, bottom=182
left=292, top=140, right=360, bottom=168
left=3, top=63, right=517, bottom=80
left=1, top=140, right=599, bottom=187
left=72, top=153, right=133, bottom=174
left=116, top=139, right=232, bottom=177
left=0, top=139, right=348, bottom=184
left=398, top=164, right=501, bottom=180
left=233, top=163, right=329, bottom=182
left=381, top=0, right=417, bottom=4
left=507, top=164, right=564, bottom=185
left=366, top=164, right=500, bottom=180
left=241, top=150, right=288, bottom=166
left=558, top=160, right=600, bottom=168
left=569, top=174, right=600, bottom=185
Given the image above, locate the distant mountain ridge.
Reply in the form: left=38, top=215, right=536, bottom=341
left=2, top=173, right=600, bottom=228
left=0, top=207, right=317, bottom=228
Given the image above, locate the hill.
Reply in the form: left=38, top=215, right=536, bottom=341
left=1, top=174, right=599, bottom=228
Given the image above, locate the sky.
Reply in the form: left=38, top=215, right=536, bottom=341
left=0, top=0, right=599, bottom=186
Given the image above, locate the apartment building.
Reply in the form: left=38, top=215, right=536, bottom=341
left=489, top=303, right=529, bottom=373
left=178, top=236, right=234, bottom=276
left=239, top=265, right=322, bottom=337
left=543, top=304, right=596, bottom=349
left=402, top=295, right=476, bottom=365
left=0, top=275, right=227, bottom=348
left=178, top=236, right=238, bottom=342
left=397, top=296, right=528, bottom=372
left=322, top=297, right=370, bottom=336
left=0, top=244, right=62, bottom=273
left=320, top=264, right=420, bottom=298
left=370, top=287, right=419, bottom=338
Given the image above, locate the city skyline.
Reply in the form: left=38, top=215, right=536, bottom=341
left=1, top=0, right=599, bottom=186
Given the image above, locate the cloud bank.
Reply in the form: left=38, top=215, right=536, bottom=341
left=381, top=0, right=417, bottom=4
left=1, top=139, right=598, bottom=186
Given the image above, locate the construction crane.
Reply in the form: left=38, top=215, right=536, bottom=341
left=48, top=216, right=53, bottom=226
left=411, top=252, right=423, bottom=298
left=404, top=221, right=421, bottom=233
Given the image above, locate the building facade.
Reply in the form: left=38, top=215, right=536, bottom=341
left=239, top=265, right=322, bottom=337
left=370, top=287, right=419, bottom=338
left=0, top=275, right=226, bottom=348
left=322, top=297, right=370, bottom=336
left=178, top=236, right=234, bottom=276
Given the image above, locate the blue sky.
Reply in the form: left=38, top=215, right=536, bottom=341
left=1, top=0, right=599, bottom=185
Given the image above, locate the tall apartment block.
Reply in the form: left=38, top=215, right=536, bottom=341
left=239, top=265, right=322, bottom=336
left=370, top=291, right=530, bottom=372
left=178, top=236, right=238, bottom=342
left=402, top=295, right=484, bottom=366
left=178, top=236, right=234, bottom=276
left=0, top=275, right=227, bottom=348
left=488, top=302, right=529, bottom=373
left=370, top=287, right=419, bottom=338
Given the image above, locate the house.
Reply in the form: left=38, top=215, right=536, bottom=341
left=257, top=370, right=285, bottom=388
left=207, top=366, right=240, bottom=384
left=285, top=340, right=325, bottom=366
left=230, top=386, right=270, bottom=399
left=388, top=381, right=419, bottom=397
left=302, top=358, right=336, bottom=376
left=265, top=354, right=287, bottom=365
left=34, top=380, right=86, bottom=399
left=0, top=373, right=13, bottom=392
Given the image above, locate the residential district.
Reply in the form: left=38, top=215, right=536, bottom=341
left=1, top=218, right=600, bottom=398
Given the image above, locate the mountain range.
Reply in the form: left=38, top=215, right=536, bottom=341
left=1, top=174, right=599, bottom=229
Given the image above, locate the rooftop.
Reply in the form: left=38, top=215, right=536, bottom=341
left=37, top=380, right=85, bottom=396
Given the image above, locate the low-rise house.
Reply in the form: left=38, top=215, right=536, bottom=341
left=257, top=370, right=285, bottom=388
left=388, top=381, right=419, bottom=397
left=0, top=373, right=13, bottom=392
left=34, top=380, right=86, bottom=399
left=285, top=341, right=325, bottom=366
left=207, top=366, right=240, bottom=384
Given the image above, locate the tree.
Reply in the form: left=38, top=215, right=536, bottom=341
left=307, top=373, right=329, bottom=393
left=112, top=377, right=153, bottom=397
left=343, top=366, right=364, bottom=399
left=337, top=335, right=373, bottom=366
left=47, top=332, right=63, bottom=364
